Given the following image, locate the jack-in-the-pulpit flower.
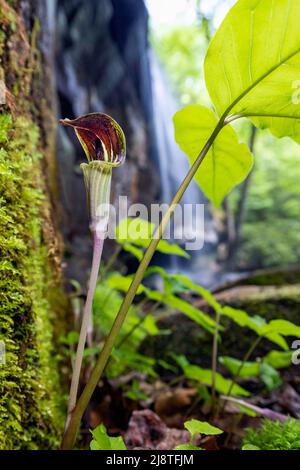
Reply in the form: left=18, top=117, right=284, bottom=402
left=60, top=112, right=126, bottom=432
left=60, top=112, right=126, bottom=234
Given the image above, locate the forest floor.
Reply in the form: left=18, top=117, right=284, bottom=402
left=75, top=274, right=300, bottom=450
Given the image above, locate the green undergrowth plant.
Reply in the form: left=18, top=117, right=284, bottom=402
left=90, top=424, right=126, bottom=451
left=64, top=216, right=300, bottom=446
left=62, top=0, right=300, bottom=448
left=65, top=216, right=300, bottom=426
left=105, top=253, right=300, bottom=399
left=175, top=419, right=223, bottom=451
left=89, top=419, right=223, bottom=451
left=242, top=419, right=300, bottom=450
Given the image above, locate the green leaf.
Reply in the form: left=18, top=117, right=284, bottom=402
left=220, top=356, right=283, bottom=391
left=205, top=0, right=300, bottom=142
left=107, top=274, right=145, bottom=295
left=145, top=289, right=216, bottom=333
left=264, top=350, right=292, bottom=369
left=90, top=424, right=127, bottom=450
left=242, top=444, right=260, bottom=450
left=183, top=364, right=250, bottom=397
left=175, top=444, right=204, bottom=451
left=142, top=314, right=159, bottom=336
left=83, top=347, right=100, bottom=358
left=171, top=353, right=190, bottom=370
left=170, top=274, right=222, bottom=312
left=221, top=307, right=288, bottom=350
left=173, top=105, right=253, bottom=206
left=261, top=319, right=300, bottom=338
left=111, top=349, right=158, bottom=378
left=116, top=217, right=189, bottom=258
left=259, top=362, right=282, bottom=391
left=59, top=331, right=79, bottom=346
left=125, top=380, right=149, bottom=402
left=145, top=266, right=190, bottom=295
left=219, top=356, right=260, bottom=378
left=184, top=419, right=223, bottom=437
left=122, top=242, right=144, bottom=261
left=156, top=239, right=190, bottom=258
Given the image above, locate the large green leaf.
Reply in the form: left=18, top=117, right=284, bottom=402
left=173, top=105, right=253, bottom=206
left=205, top=0, right=300, bottom=142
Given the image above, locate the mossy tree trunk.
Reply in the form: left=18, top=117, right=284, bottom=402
left=0, top=0, right=67, bottom=449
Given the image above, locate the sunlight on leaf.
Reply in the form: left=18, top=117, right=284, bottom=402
left=90, top=424, right=126, bottom=450
left=205, top=0, right=300, bottom=142
left=184, top=419, right=223, bottom=437
left=173, top=105, right=253, bottom=206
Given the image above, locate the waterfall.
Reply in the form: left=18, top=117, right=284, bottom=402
left=150, top=52, right=218, bottom=286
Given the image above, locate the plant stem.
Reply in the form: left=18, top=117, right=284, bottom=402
left=211, top=309, right=221, bottom=416
left=64, top=232, right=104, bottom=432
left=61, top=119, right=225, bottom=450
left=221, top=335, right=262, bottom=413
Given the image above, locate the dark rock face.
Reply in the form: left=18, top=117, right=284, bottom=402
left=55, top=0, right=160, bottom=283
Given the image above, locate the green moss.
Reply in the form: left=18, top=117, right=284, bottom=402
left=243, top=419, right=300, bottom=450
left=0, top=115, right=64, bottom=449
left=0, top=0, right=67, bottom=449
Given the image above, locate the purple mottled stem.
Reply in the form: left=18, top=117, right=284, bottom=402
left=64, top=232, right=104, bottom=431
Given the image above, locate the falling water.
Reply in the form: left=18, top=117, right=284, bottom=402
left=150, top=52, right=218, bottom=286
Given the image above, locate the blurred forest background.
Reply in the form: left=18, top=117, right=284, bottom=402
left=149, top=0, right=300, bottom=271
left=55, top=0, right=300, bottom=281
